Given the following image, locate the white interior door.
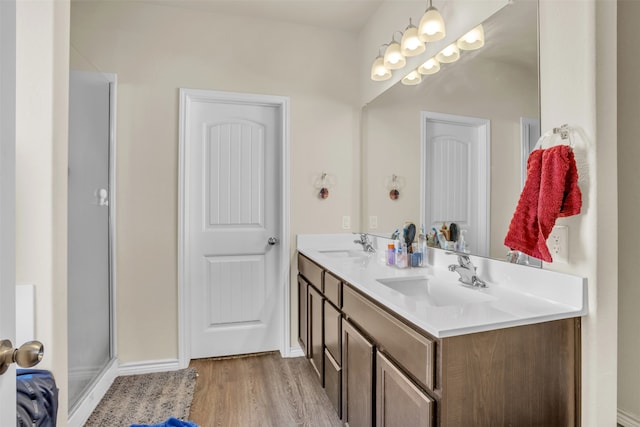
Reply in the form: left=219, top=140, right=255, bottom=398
left=421, top=112, right=489, bottom=256
left=0, top=0, right=16, bottom=423
left=183, top=90, right=283, bottom=359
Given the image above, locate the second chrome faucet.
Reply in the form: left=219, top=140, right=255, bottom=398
left=448, top=253, right=487, bottom=288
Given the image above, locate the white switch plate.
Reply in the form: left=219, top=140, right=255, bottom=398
left=342, top=215, right=351, bottom=230
left=369, top=216, right=378, bottom=230
left=547, top=225, right=569, bottom=263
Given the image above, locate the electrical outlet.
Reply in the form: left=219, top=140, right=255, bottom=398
left=369, top=216, right=378, bottom=230
left=547, top=225, right=569, bottom=263
left=342, top=215, right=351, bottom=230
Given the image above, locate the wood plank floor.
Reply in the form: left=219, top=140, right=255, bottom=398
left=189, top=352, right=343, bottom=427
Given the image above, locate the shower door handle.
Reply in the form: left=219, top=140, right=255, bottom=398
left=0, top=339, right=44, bottom=375
left=97, top=188, right=109, bottom=206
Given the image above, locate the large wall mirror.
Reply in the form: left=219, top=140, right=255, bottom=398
left=362, top=0, right=539, bottom=262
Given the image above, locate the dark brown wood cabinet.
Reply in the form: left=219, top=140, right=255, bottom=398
left=297, top=253, right=580, bottom=427
left=376, top=351, right=433, bottom=427
left=297, top=275, right=308, bottom=357
left=308, top=284, right=324, bottom=384
left=342, top=319, right=374, bottom=427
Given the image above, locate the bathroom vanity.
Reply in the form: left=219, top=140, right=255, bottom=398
left=297, top=234, right=587, bottom=427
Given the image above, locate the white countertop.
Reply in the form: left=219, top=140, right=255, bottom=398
left=297, top=234, right=588, bottom=338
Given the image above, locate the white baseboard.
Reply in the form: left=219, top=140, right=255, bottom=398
left=118, top=358, right=182, bottom=376
left=68, top=358, right=119, bottom=427
left=619, top=408, right=640, bottom=427
left=285, top=346, right=305, bottom=358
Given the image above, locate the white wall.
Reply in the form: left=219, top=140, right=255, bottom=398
left=70, top=1, right=361, bottom=361
left=539, top=0, right=618, bottom=425
left=617, top=0, right=640, bottom=423
left=15, top=0, right=70, bottom=424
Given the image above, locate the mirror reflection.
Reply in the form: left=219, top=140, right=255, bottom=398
left=362, top=0, right=539, bottom=261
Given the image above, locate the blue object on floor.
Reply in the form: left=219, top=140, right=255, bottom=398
left=130, top=417, right=199, bottom=427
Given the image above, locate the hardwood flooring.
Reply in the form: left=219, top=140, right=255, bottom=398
left=188, top=352, right=343, bottom=427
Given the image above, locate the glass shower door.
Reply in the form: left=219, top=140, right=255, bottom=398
left=67, top=70, right=114, bottom=410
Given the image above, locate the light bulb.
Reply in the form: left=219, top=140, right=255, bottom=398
left=371, top=56, right=391, bottom=81
left=418, top=57, right=440, bottom=75
left=435, top=43, right=460, bottom=63
left=401, top=70, right=422, bottom=86
left=418, top=6, right=446, bottom=42
left=401, top=25, right=425, bottom=57
left=457, top=25, right=485, bottom=50
left=384, top=41, right=406, bottom=70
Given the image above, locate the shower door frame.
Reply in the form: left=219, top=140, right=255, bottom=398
left=67, top=71, right=119, bottom=427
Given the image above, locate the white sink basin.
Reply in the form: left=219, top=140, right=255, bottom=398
left=376, top=277, right=496, bottom=307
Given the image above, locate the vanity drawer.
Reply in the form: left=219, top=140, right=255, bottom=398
left=324, top=300, right=342, bottom=364
left=298, top=254, right=323, bottom=291
left=323, top=271, right=342, bottom=307
left=342, top=284, right=436, bottom=391
left=324, top=348, right=342, bottom=419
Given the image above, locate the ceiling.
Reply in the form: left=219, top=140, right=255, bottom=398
left=137, top=0, right=385, bottom=33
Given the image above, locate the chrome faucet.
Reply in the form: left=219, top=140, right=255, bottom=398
left=448, top=253, right=487, bottom=288
left=354, top=233, right=376, bottom=253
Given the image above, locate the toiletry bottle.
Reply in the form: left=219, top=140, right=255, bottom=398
left=398, top=243, right=408, bottom=268
left=458, top=230, right=467, bottom=253
left=387, top=243, right=395, bottom=265
left=393, top=239, right=401, bottom=265
left=418, top=233, right=428, bottom=267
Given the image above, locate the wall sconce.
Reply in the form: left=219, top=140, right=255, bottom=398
left=435, top=43, right=460, bottom=63
left=387, top=174, right=404, bottom=200
left=383, top=32, right=406, bottom=70
left=418, top=0, right=446, bottom=42
left=457, top=25, right=485, bottom=50
left=370, top=45, right=392, bottom=81
left=402, top=70, right=422, bottom=86
left=418, top=57, right=441, bottom=75
left=401, top=18, right=426, bottom=57
left=315, top=172, right=333, bottom=199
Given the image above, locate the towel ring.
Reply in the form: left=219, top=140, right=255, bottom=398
left=534, top=124, right=575, bottom=150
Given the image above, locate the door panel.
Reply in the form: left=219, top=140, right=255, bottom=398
left=423, top=113, right=489, bottom=256
left=68, top=70, right=113, bottom=408
left=0, top=0, right=16, bottom=422
left=187, top=93, right=281, bottom=358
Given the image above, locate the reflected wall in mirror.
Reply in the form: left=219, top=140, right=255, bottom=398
left=362, top=0, right=539, bottom=261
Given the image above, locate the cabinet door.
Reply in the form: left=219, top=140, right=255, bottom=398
left=342, top=319, right=374, bottom=427
left=297, top=275, right=308, bottom=357
left=308, top=284, right=324, bottom=384
left=376, top=352, right=433, bottom=427
left=324, top=301, right=341, bottom=364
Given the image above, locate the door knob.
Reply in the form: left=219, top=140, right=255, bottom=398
left=267, top=237, right=279, bottom=245
left=0, top=339, right=44, bottom=375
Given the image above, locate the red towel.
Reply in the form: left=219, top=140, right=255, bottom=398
left=504, top=149, right=544, bottom=260
left=504, top=145, right=582, bottom=262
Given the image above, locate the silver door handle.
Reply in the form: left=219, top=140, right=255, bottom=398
left=268, top=237, right=279, bottom=245
left=0, top=339, right=44, bottom=375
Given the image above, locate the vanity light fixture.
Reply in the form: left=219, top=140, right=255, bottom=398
left=370, top=46, right=392, bottom=81
left=401, top=18, right=425, bottom=57
left=401, top=70, right=422, bottom=86
left=383, top=32, right=406, bottom=70
left=435, top=43, right=460, bottom=63
left=418, top=0, right=446, bottom=42
left=418, top=57, right=441, bottom=75
left=457, top=25, right=485, bottom=50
